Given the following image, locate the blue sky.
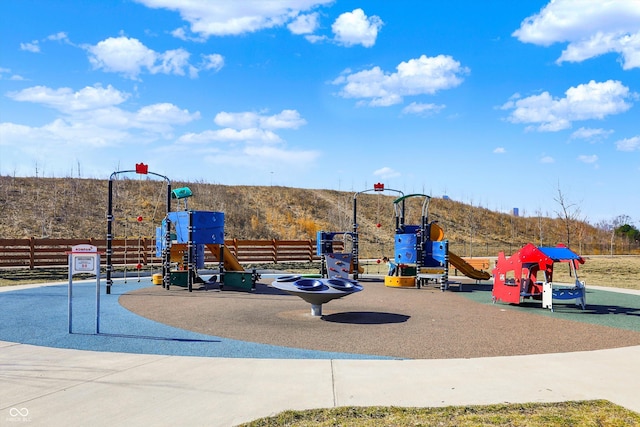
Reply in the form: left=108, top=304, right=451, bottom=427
left=1, top=0, right=639, bottom=224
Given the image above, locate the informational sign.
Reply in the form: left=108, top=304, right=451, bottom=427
left=70, top=244, right=97, bottom=253
left=73, top=255, right=95, bottom=273
left=67, top=244, right=101, bottom=334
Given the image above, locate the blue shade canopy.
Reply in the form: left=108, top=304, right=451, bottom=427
left=538, top=246, right=582, bottom=261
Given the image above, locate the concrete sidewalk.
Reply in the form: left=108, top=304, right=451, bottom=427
left=2, top=339, right=639, bottom=426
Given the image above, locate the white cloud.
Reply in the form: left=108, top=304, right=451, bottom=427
left=373, top=166, right=400, bottom=179
left=578, top=154, right=598, bottom=164
left=200, top=145, right=320, bottom=172
left=260, top=110, right=307, bottom=129
left=170, top=27, right=203, bottom=42
left=501, top=80, right=634, bottom=131
left=540, top=155, right=555, bottom=163
left=333, top=54, right=469, bottom=107
left=214, top=112, right=261, bottom=130
left=332, top=8, right=383, bottom=47
left=20, top=32, right=72, bottom=54
left=20, top=41, right=40, bottom=53
left=86, top=37, right=159, bottom=79
left=615, top=136, right=640, bottom=151
left=201, top=53, right=224, bottom=71
left=570, top=127, right=614, bottom=141
left=178, top=128, right=282, bottom=144
left=47, top=32, right=70, bottom=42
left=402, top=102, right=445, bottom=116
left=7, top=84, right=129, bottom=112
left=178, top=108, right=316, bottom=167
left=179, top=109, right=308, bottom=167
left=152, top=48, right=191, bottom=76
left=0, top=68, right=25, bottom=81
left=85, top=36, right=223, bottom=79
left=288, top=12, right=319, bottom=35
left=135, top=0, right=333, bottom=38
left=493, top=147, right=506, bottom=154
left=136, top=103, right=198, bottom=125
left=213, top=110, right=306, bottom=130
left=1, top=84, right=200, bottom=151
left=513, top=0, right=640, bottom=70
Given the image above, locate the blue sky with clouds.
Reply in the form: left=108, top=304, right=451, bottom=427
left=1, top=0, right=639, bottom=224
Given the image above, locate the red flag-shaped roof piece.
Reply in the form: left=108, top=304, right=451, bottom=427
left=135, top=163, right=149, bottom=174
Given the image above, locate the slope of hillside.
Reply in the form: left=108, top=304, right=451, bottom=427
left=0, top=176, right=610, bottom=258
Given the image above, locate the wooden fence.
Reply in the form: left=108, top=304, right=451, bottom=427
left=0, top=238, right=342, bottom=269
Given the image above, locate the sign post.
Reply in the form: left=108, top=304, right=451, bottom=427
left=67, top=244, right=101, bottom=334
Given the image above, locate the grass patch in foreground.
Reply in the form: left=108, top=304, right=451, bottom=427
left=239, top=400, right=640, bottom=427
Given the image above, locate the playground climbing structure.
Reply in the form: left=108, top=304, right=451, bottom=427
left=107, top=163, right=258, bottom=294
left=492, top=243, right=586, bottom=311
left=156, top=193, right=259, bottom=292
left=385, top=192, right=491, bottom=290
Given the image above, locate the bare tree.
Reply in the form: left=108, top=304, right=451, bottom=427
left=535, top=208, right=544, bottom=246
left=553, top=184, right=583, bottom=248
left=609, top=214, right=632, bottom=256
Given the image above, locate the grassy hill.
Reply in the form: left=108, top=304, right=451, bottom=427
left=0, top=175, right=617, bottom=258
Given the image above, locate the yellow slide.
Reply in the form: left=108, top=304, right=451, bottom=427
left=448, top=251, right=491, bottom=281
left=170, top=243, right=244, bottom=271
left=205, top=244, right=244, bottom=272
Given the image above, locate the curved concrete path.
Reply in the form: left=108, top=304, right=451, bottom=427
left=1, top=279, right=639, bottom=426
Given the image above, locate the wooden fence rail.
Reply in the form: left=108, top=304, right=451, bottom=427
left=0, top=238, right=342, bottom=269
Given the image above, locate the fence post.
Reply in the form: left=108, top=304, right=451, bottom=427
left=29, top=237, right=35, bottom=270
left=272, top=239, right=278, bottom=263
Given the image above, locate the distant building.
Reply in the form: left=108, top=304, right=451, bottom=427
left=512, top=207, right=519, bottom=217
left=443, top=195, right=450, bottom=200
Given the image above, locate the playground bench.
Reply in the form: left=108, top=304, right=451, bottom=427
left=449, top=257, right=491, bottom=275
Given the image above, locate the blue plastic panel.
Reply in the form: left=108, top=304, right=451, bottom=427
left=167, top=211, right=189, bottom=243
left=194, top=244, right=205, bottom=269
left=401, top=225, right=421, bottom=234
left=316, top=231, right=333, bottom=256
left=423, top=240, right=447, bottom=267
left=395, top=233, right=417, bottom=263
left=191, top=211, right=225, bottom=244
left=166, top=211, right=224, bottom=244
left=155, top=226, right=163, bottom=257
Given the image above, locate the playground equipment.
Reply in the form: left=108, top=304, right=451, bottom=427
left=106, top=163, right=171, bottom=294
left=107, top=163, right=258, bottom=294
left=350, top=182, right=405, bottom=279
left=317, top=182, right=399, bottom=279
left=492, top=243, right=586, bottom=311
left=271, top=276, right=363, bottom=316
left=385, top=193, right=491, bottom=290
left=156, top=193, right=260, bottom=292
left=386, top=193, right=447, bottom=288
left=316, top=231, right=360, bottom=279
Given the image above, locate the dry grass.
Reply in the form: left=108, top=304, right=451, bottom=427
left=2, top=176, right=638, bottom=259
left=240, top=401, right=640, bottom=426
left=548, top=255, right=640, bottom=290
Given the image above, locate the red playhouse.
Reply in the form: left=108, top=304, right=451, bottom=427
left=492, top=243, right=586, bottom=312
